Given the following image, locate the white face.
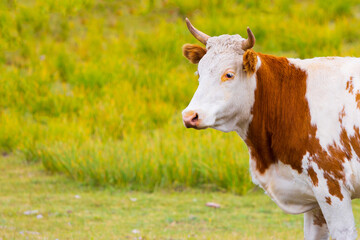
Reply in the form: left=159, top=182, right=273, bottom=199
left=182, top=35, right=259, bottom=136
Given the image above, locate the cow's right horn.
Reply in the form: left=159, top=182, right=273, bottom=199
left=242, top=27, right=256, bottom=50
left=185, top=18, right=210, bottom=45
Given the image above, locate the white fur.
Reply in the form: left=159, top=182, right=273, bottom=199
left=182, top=35, right=258, bottom=137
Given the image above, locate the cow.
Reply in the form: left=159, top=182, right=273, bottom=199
left=181, top=18, right=360, bottom=240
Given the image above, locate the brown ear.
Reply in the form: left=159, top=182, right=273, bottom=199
left=182, top=44, right=207, bottom=64
left=243, top=49, right=258, bottom=75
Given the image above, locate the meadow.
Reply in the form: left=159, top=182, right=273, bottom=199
left=3, top=153, right=360, bottom=239
left=1, top=154, right=307, bottom=239
left=1, top=0, right=360, bottom=195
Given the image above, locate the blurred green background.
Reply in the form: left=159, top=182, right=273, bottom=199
left=1, top=0, right=360, bottom=195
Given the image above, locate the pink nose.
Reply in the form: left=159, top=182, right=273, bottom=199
left=183, top=111, right=199, bottom=128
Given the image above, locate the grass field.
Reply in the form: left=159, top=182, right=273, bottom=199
left=0, top=154, right=304, bottom=239
left=4, top=154, right=360, bottom=239
left=1, top=0, right=360, bottom=193
left=2, top=1, right=360, bottom=238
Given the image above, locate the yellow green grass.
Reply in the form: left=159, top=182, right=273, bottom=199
left=0, top=154, right=302, bottom=239
left=5, top=154, right=360, bottom=239
left=1, top=0, right=360, bottom=193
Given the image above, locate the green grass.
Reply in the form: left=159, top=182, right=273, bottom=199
left=0, top=154, right=304, bottom=239
left=4, top=154, right=360, bottom=239
left=1, top=0, right=360, bottom=193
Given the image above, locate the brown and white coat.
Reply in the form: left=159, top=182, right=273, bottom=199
left=182, top=18, right=360, bottom=240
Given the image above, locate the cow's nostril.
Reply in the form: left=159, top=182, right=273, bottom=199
left=191, top=113, right=199, bottom=123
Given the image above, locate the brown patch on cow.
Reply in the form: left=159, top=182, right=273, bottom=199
left=243, top=49, right=258, bottom=76
left=350, top=127, right=360, bottom=157
left=246, top=53, right=309, bottom=173
left=312, top=112, right=360, bottom=200
left=323, top=173, right=344, bottom=200
left=308, top=166, right=318, bottom=186
left=313, top=209, right=327, bottom=227
left=339, top=106, right=345, bottom=124
left=350, top=76, right=360, bottom=109
left=346, top=77, right=354, bottom=94
left=304, top=127, right=346, bottom=201
left=307, top=125, right=351, bottom=200
left=356, top=92, right=360, bottom=109
left=325, top=196, right=332, bottom=205
left=244, top=53, right=355, bottom=200
left=182, top=44, right=206, bottom=64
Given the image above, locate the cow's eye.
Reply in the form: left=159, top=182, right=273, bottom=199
left=226, top=73, right=234, bottom=78
left=221, top=71, right=235, bottom=82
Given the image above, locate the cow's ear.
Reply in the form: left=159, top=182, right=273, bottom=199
left=243, top=49, right=258, bottom=76
left=182, top=44, right=207, bottom=64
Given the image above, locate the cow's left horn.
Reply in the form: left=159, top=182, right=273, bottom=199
left=242, top=27, right=256, bottom=50
left=185, top=18, right=210, bottom=45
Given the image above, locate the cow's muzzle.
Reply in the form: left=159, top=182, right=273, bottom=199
left=182, top=111, right=199, bottom=128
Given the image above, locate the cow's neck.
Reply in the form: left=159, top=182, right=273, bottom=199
left=244, top=53, right=311, bottom=174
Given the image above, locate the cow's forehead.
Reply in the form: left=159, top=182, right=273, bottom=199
left=206, top=34, right=247, bottom=54
left=198, top=35, right=245, bottom=73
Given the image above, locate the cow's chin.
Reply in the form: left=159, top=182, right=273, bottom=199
left=187, top=125, right=208, bottom=130
left=195, top=121, right=211, bottom=130
left=211, top=124, right=233, bottom=133
left=184, top=119, right=234, bottom=132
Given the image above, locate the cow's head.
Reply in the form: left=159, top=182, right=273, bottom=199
left=182, top=18, right=260, bottom=136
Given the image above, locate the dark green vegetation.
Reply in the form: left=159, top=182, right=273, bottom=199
left=1, top=0, right=360, bottom=193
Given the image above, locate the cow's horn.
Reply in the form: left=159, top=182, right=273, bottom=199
left=185, top=18, right=210, bottom=45
left=242, top=27, right=256, bottom=50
